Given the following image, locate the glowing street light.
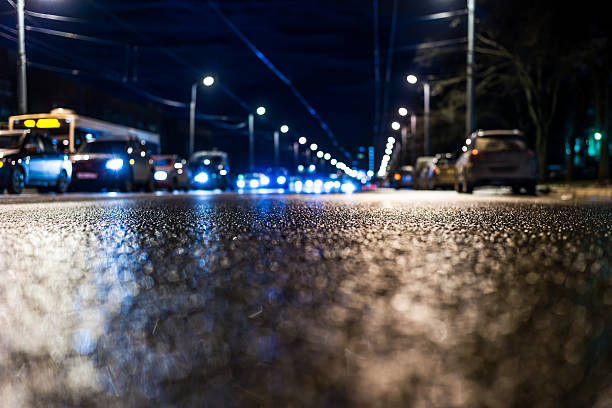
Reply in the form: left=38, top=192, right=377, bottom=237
left=388, top=137, right=396, bottom=144
left=298, top=136, right=307, bottom=145
left=310, top=143, right=318, bottom=151
left=256, top=106, right=266, bottom=116
left=594, top=132, right=603, bottom=141
left=391, top=121, right=401, bottom=131
left=330, top=158, right=337, bottom=165
left=317, top=151, right=324, bottom=158
left=202, top=76, right=215, bottom=87
left=280, top=125, right=290, bottom=134
left=324, top=153, right=331, bottom=160
left=406, top=74, right=418, bottom=85
left=398, top=107, right=408, bottom=117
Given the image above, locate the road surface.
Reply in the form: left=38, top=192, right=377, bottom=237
left=0, top=190, right=611, bottom=407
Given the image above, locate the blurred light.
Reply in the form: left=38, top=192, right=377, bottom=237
left=367, top=170, right=374, bottom=177
left=398, top=107, right=408, bottom=117
left=471, top=149, right=480, bottom=156
left=394, top=173, right=401, bottom=181
left=310, top=143, right=318, bottom=151
left=341, top=182, right=356, bottom=194
left=85, top=133, right=93, bottom=141
left=129, top=158, right=135, bottom=166
left=105, top=158, right=124, bottom=170
left=24, top=120, right=35, bottom=128
left=308, top=164, right=316, bottom=173
left=260, top=175, right=270, bottom=186
left=324, top=153, right=331, bottom=160
left=299, top=137, right=307, bottom=145
left=220, top=169, right=228, bottom=176
left=203, top=76, right=215, bottom=87
left=249, top=179, right=260, bottom=188
left=140, top=151, right=146, bottom=157
left=237, top=179, right=246, bottom=188
left=298, top=165, right=305, bottom=172
left=330, top=159, right=337, bottom=165
left=305, top=179, right=314, bottom=188
left=324, top=181, right=334, bottom=192
left=256, top=106, right=266, bottom=116
left=204, top=159, right=211, bottom=165
left=334, top=181, right=341, bottom=189
left=388, top=137, right=396, bottom=144
left=127, top=147, right=133, bottom=154
left=276, top=175, right=287, bottom=185
left=317, top=151, right=324, bottom=158
left=407, top=74, right=418, bottom=84
left=465, top=138, right=471, bottom=145
left=595, top=132, right=603, bottom=141
left=462, top=146, right=468, bottom=152
left=195, top=172, right=209, bottom=183
left=36, top=118, right=61, bottom=129
left=174, top=162, right=183, bottom=169
left=383, top=154, right=390, bottom=161
left=280, top=125, right=290, bottom=134
left=294, top=180, right=303, bottom=192
left=391, top=121, right=401, bottom=131
left=154, top=170, right=168, bottom=181
left=314, top=179, right=323, bottom=193
left=385, top=148, right=392, bottom=155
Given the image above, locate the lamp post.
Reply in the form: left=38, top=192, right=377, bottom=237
left=16, top=0, right=27, bottom=114
left=466, top=0, right=475, bottom=136
left=189, top=75, right=215, bottom=155
left=406, top=75, right=431, bottom=156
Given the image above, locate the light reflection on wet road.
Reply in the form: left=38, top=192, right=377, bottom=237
left=0, top=191, right=611, bottom=407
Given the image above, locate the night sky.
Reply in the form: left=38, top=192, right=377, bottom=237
left=1, top=0, right=468, bottom=170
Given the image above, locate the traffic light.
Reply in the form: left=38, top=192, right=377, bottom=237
left=594, top=132, right=603, bottom=141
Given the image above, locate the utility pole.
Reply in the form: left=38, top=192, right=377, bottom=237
left=466, top=0, right=475, bottom=136
left=248, top=113, right=255, bottom=172
left=424, top=82, right=431, bottom=156
left=16, top=0, right=27, bottom=114
left=273, top=130, right=280, bottom=168
left=189, top=82, right=197, bottom=155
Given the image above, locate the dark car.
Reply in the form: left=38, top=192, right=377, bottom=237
left=0, top=130, right=72, bottom=195
left=70, top=139, right=155, bottom=192
left=152, top=155, right=191, bottom=191
left=391, top=165, right=415, bottom=189
left=189, top=151, right=230, bottom=190
left=425, top=153, right=457, bottom=189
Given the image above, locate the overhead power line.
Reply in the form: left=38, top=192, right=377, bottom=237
left=207, top=0, right=352, bottom=161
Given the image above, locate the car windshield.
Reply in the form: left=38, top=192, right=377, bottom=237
left=475, top=136, right=527, bottom=152
left=0, top=134, right=23, bottom=149
left=193, top=156, right=223, bottom=166
left=79, top=141, right=128, bottom=154
left=154, top=158, right=173, bottom=166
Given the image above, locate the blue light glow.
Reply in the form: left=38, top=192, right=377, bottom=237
left=194, top=172, right=209, bottom=183
left=237, top=179, right=246, bottom=189
left=276, top=176, right=287, bottom=185
left=105, top=158, right=124, bottom=171
left=154, top=171, right=168, bottom=181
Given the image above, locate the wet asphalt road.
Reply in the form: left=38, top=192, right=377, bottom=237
left=0, top=190, right=611, bottom=407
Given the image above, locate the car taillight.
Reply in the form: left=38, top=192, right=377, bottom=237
left=433, top=166, right=440, bottom=175
left=394, top=173, right=401, bottom=181
left=471, top=149, right=480, bottom=157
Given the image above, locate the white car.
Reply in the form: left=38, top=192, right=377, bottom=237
left=455, top=130, right=537, bottom=194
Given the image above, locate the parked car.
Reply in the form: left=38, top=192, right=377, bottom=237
left=425, top=153, right=456, bottom=189
left=236, top=173, right=270, bottom=190
left=455, top=130, right=537, bottom=194
left=71, top=139, right=155, bottom=192
left=190, top=151, right=230, bottom=190
left=152, top=155, right=190, bottom=191
left=391, top=165, right=415, bottom=189
left=0, top=130, right=72, bottom=194
left=413, top=156, right=435, bottom=189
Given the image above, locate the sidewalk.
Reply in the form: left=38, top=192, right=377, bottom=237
left=540, top=182, right=612, bottom=201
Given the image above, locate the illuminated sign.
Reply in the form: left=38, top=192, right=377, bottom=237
left=36, top=119, right=62, bottom=129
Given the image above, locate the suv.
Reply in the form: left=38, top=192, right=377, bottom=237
left=0, top=130, right=72, bottom=194
left=455, top=130, right=537, bottom=194
left=71, top=139, right=155, bottom=192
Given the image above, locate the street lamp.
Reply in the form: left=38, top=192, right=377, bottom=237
left=189, top=75, right=216, bottom=155
left=280, top=125, right=289, bottom=134
left=298, top=137, right=307, bottom=145
left=398, top=107, right=408, bottom=117
left=256, top=106, right=266, bottom=116
left=310, top=143, right=318, bottom=151
left=324, top=153, right=331, bottom=161
left=391, top=121, right=401, bottom=131
left=406, top=74, right=431, bottom=156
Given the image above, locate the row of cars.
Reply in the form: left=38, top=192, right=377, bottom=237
left=391, top=130, right=538, bottom=194
left=0, top=129, right=230, bottom=194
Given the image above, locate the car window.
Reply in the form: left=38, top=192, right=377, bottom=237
left=23, top=135, right=42, bottom=153
left=80, top=141, right=128, bottom=154
left=475, top=137, right=527, bottom=152
left=41, top=137, right=57, bottom=154
left=0, top=134, right=23, bottom=149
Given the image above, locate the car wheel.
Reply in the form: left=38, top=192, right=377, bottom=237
left=525, top=182, right=537, bottom=196
left=511, top=185, right=522, bottom=195
left=121, top=173, right=134, bottom=192
left=144, top=173, right=155, bottom=193
left=55, top=170, right=69, bottom=194
left=7, top=167, right=25, bottom=195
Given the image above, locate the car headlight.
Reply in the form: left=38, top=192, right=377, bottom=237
left=236, top=179, right=246, bottom=189
left=154, top=170, right=168, bottom=181
left=194, top=172, right=209, bottom=183
left=341, top=182, right=357, bottom=194
left=249, top=179, right=260, bottom=188
left=260, top=175, right=270, bottom=186
left=276, top=175, right=287, bottom=185
left=105, top=158, right=124, bottom=170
